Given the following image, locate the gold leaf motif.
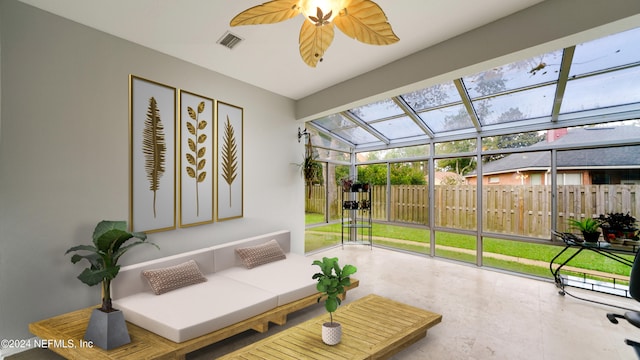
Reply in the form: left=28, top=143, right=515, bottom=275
left=299, top=20, right=335, bottom=67
left=186, top=153, right=196, bottom=165
left=334, top=0, right=399, bottom=45
left=230, top=0, right=300, bottom=26
left=183, top=99, right=208, bottom=217
left=188, top=106, right=197, bottom=120
left=186, top=122, right=196, bottom=135
left=142, top=97, right=166, bottom=218
left=221, top=116, right=238, bottom=206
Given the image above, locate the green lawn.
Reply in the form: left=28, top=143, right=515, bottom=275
left=305, top=213, right=633, bottom=280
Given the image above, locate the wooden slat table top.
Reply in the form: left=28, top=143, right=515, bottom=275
left=29, top=306, right=177, bottom=360
left=218, top=294, right=442, bottom=360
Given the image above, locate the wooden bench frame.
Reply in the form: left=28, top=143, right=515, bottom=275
left=29, top=279, right=359, bottom=360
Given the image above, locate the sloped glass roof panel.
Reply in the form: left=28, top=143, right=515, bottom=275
left=561, top=66, right=640, bottom=114
left=417, top=104, right=474, bottom=132
left=570, top=27, right=640, bottom=77
left=401, top=82, right=461, bottom=111
left=312, top=113, right=353, bottom=131
left=306, top=26, right=640, bottom=151
left=474, top=84, right=556, bottom=125
left=368, top=116, right=425, bottom=139
left=332, top=126, right=380, bottom=145
left=349, top=99, right=403, bottom=121
left=462, top=50, right=563, bottom=98
left=307, top=126, right=351, bottom=151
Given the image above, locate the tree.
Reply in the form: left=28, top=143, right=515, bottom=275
left=483, top=130, right=544, bottom=162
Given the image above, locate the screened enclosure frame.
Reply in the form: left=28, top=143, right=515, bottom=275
left=303, top=27, right=640, bottom=266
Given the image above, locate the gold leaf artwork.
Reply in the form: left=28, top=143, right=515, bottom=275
left=142, top=97, right=167, bottom=218
left=221, top=116, right=238, bottom=207
left=231, top=0, right=399, bottom=67
left=185, top=101, right=207, bottom=216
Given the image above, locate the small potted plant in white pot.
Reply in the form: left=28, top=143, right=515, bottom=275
left=312, top=257, right=357, bottom=345
left=65, top=220, right=157, bottom=349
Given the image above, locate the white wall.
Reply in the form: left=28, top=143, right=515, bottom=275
left=0, top=0, right=304, bottom=341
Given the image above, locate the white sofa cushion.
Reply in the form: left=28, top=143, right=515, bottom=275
left=113, top=275, right=278, bottom=343
left=218, top=253, right=318, bottom=306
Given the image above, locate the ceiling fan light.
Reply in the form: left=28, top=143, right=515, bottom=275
left=299, top=0, right=345, bottom=25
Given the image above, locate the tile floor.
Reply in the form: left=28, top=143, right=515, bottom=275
left=11, top=246, right=640, bottom=359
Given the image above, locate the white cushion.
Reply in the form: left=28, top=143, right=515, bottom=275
left=219, top=253, right=318, bottom=306
left=113, top=275, right=278, bottom=343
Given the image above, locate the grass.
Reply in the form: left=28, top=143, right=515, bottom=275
left=305, top=212, right=633, bottom=279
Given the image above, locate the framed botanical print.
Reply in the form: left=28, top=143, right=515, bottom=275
left=129, top=75, right=176, bottom=233
left=179, top=90, right=214, bottom=227
left=216, top=101, right=243, bottom=221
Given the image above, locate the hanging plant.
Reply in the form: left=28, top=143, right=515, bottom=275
left=301, top=136, right=322, bottom=198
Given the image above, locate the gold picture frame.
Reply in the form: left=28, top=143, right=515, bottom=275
left=129, top=75, right=176, bottom=233
left=179, top=90, right=215, bottom=227
left=216, top=101, right=243, bottom=221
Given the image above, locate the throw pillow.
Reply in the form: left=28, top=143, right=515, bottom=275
left=236, top=239, right=286, bottom=269
left=142, top=260, right=207, bottom=295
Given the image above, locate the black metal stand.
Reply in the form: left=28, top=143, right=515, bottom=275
left=341, top=185, right=372, bottom=249
left=550, top=231, right=636, bottom=311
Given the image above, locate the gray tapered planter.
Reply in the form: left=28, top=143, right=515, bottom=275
left=84, top=309, right=131, bottom=350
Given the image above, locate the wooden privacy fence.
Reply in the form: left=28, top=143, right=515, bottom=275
left=306, top=184, right=640, bottom=238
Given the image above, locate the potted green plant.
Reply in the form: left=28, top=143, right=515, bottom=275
left=65, top=220, right=158, bottom=349
left=312, top=257, right=357, bottom=345
left=300, top=137, right=322, bottom=198
left=568, top=217, right=601, bottom=243
left=598, top=212, right=638, bottom=240
left=339, top=177, right=354, bottom=192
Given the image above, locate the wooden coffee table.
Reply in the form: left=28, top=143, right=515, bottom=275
left=29, top=280, right=360, bottom=360
left=218, top=294, right=442, bottom=360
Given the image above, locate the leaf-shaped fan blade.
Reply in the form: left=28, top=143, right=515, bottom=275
left=334, top=0, right=399, bottom=45
left=299, top=21, right=335, bottom=67
left=231, top=0, right=301, bottom=26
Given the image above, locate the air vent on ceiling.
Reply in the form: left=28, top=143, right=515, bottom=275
left=217, top=31, right=243, bottom=50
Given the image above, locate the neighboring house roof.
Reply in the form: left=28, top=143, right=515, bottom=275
left=468, top=126, right=640, bottom=177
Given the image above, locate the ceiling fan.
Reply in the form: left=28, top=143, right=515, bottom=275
left=230, top=0, right=399, bottom=67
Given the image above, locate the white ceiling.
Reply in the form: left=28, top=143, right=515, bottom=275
left=17, top=0, right=544, bottom=100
